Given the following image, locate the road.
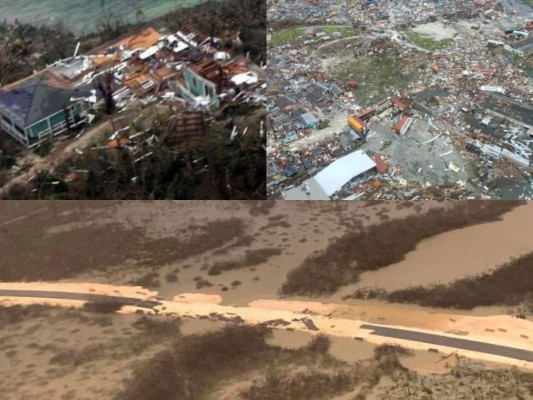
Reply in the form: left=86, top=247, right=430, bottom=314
left=1, top=286, right=532, bottom=367
left=362, top=324, right=533, bottom=363
left=0, top=289, right=161, bottom=309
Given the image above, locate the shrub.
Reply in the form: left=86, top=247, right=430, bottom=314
left=83, top=301, right=123, bottom=313
left=387, top=252, right=533, bottom=309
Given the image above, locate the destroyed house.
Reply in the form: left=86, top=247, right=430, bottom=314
left=274, top=97, right=297, bottom=110
left=0, top=22, right=262, bottom=148
left=339, top=130, right=358, bottom=151
left=390, top=97, right=409, bottom=112
left=374, top=153, right=388, bottom=174
left=394, top=115, right=413, bottom=135
left=0, top=74, right=90, bottom=148
left=325, top=83, right=343, bottom=97
left=510, top=36, right=533, bottom=55
left=113, top=27, right=164, bottom=53
left=305, top=89, right=326, bottom=105
left=356, top=107, right=376, bottom=121
left=481, top=94, right=533, bottom=130
left=299, top=112, right=320, bottom=129
left=184, top=60, right=223, bottom=110
left=164, top=112, right=207, bottom=153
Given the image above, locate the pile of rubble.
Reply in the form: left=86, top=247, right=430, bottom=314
left=0, top=24, right=266, bottom=150
left=267, top=0, right=532, bottom=200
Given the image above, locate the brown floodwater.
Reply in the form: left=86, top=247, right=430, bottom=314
left=267, top=329, right=313, bottom=349
left=352, top=203, right=532, bottom=291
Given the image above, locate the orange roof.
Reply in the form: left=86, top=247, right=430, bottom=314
left=115, top=27, right=163, bottom=50
left=152, top=65, right=176, bottom=80
left=394, top=115, right=409, bottom=134
left=90, top=54, right=122, bottom=66
left=124, top=69, right=168, bottom=96
left=473, top=67, right=495, bottom=75
left=223, top=61, right=249, bottom=75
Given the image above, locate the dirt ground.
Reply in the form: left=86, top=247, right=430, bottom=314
left=411, top=22, right=457, bottom=41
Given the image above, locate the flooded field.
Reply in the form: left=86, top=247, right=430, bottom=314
left=1, top=200, right=532, bottom=400
left=354, top=203, right=533, bottom=291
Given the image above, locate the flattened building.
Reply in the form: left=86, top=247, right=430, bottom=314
left=480, top=94, right=533, bottom=130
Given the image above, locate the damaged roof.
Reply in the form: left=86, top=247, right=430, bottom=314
left=481, top=94, right=533, bottom=128
left=115, top=27, right=163, bottom=51
left=0, top=75, right=90, bottom=127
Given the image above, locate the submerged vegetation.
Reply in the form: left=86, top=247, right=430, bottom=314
left=0, top=216, right=246, bottom=281
left=117, top=325, right=357, bottom=400
left=115, top=324, right=533, bottom=400
left=385, top=252, right=533, bottom=310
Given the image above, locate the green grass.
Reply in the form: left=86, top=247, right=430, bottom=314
left=331, top=47, right=423, bottom=106
left=401, top=30, right=454, bottom=51
left=270, top=26, right=354, bottom=46
left=270, top=27, right=306, bottom=45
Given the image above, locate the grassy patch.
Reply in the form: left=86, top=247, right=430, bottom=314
left=401, top=30, right=454, bottom=51
left=270, top=26, right=354, bottom=46
left=281, top=201, right=522, bottom=296
left=324, top=26, right=354, bottom=36
left=270, top=27, right=306, bottom=45
left=0, top=305, right=51, bottom=328
left=330, top=47, right=424, bottom=106
left=0, top=216, right=246, bottom=281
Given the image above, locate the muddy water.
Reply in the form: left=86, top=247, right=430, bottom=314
left=267, top=329, right=313, bottom=349
left=400, top=350, right=452, bottom=374
left=328, top=337, right=376, bottom=363
left=352, top=203, right=533, bottom=291
left=171, top=212, right=344, bottom=306
left=267, top=328, right=378, bottom=364
left=42, top=201, right=444, bottom=307
left=189, top=202, right=443, bottom=306
left=180, top=319, right=225, bottom=335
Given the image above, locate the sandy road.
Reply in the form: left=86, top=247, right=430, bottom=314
left=1, top=282, right=532, bottom=369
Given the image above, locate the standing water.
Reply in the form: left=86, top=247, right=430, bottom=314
left=0, top=0, right=220, bottom=36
